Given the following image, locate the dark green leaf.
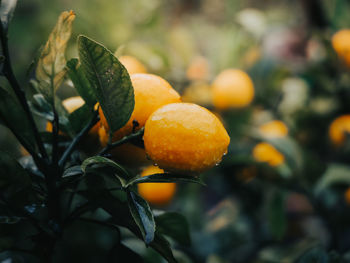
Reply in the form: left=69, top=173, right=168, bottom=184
left=315, top=164, right=350, bottom=195
left=0, top=0, right=17, bottom=31
left=150, top=232, right=178, bottom=263
left=66, top=58, right=96, bottom=106
left=68, top=103, right=94, bottom=134
left=155, top=212, right=191, bottom=246
left=0, top=87, right=37, bottom=152
left=62, top=165, right=83, bottom=178
left=127, top=173, right=205, bottom=187
left=268, top=190, right=287, bottom=240
left=35, top=11, right=75, bottom=103
left=81, top=156, right=131, bottom=179
left=127, top=190, right=155, bottom=244
left=78, top=35, right=134, bottom=133
left=297, top=247, right=329, bottom=263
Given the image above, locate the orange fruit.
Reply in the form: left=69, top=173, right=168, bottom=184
left=345, top=187, right=350, bottom=205
left=212, top=69, right=254, bottom=109
left=119, top=55, right=147, bottom=74
left=138, top=165, right=176, bottom=206
left=259, top=120, right=288, bottom=138
left=186, top=56, right=210, bottom=81
left=99, top=73, right=181, bottom=141
left=329, top=115, right=350, bottom=146
left=182, top=81, right=212, bottom=106
left=252, top=142, right=284, bottom=167
left=143, top=103, right=230, bottom=173
left=332, top=29, right=350, bottom=67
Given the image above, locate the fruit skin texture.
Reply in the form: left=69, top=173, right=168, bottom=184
left=138, top=165, right=176, bottom=206
left=329, top=115, right=350, bottom=146
left=332, top=30, right=350, bottom=67
left=99, top=73, right=181, bottom=141
left=119, top=55, right=147, bottom=74
left=143, top=103, right=230, bottom=173
left=212, top=69, right=254, bottom=110
left=259, top=120, right=288, bottom=138
left=252, top=142, right=285, bottom=167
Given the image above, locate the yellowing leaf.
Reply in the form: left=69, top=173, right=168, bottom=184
left=35, top=10, right=75, bottom=103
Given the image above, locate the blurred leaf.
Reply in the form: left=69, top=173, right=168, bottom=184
left=66, top=58, right=96, bottom=106
left=0, top=87, right=37, bottom=152
left=127, top=190, right=155, bottom=244
left=297, top=247, right=329, bottom=263
left=62, top=165, right=83, bottom=178
left=268, top=190, right=287, bottom=240
left=155, top=212, right=191, bottom=246
left=35, top=11, right=75, bottom=103
left=108, top=242, right=144, bottom=263
left=150, top=232, right=178, bottom=263
left=315, top=164, right=350, bottom=195
left=0, top=0, right=17, bottom=31
left=78, top=35, right=134, bottom=133
left=81, top=156, right=132, bottom=179
left=127, top=173, right=205, bottom=187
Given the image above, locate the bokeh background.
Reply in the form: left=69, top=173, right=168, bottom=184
left=3, top=0, right=350, bottom=262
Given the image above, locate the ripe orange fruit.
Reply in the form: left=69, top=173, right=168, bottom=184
left=332, top=29, right=350, bottom=67
left=252, top=142, right=284, bottom=167
left=98, top=125, right=150, bottom=167
left=259, top=120, right=288, bottom=138
left=99, top=73, right=181, bottom=141
left=212, top=69, right=254, bottom=110
left=119, top=55, right=147, bottom=74
left=329, top=115, right=350, bottom=146
left=143, top=103, right=230, bottom=173
left=138, top=165, right=176, bottom=206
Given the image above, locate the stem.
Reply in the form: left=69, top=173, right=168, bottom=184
left=0, top=22, right=48, bottom=161
left=98, top=128, right=144, bottom=156
left=51, top=108, right=59, bottom=167
left=58, top=111, right=99, bottom=168
left=77, top=217, right=121, bottom=234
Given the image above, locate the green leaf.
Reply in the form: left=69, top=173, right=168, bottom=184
left=66, top=58, right=96, bottom=106
left=0, top=87, right=37, bottom=152
left=62, top=165, right=83, bottom=178
left=155, top=212, right=191, bottom=246
left=78, top=35, right=134, bottom=133
left=81, top=156, right=132, bottom=179
left=0, top=0, right=17, bottom=31
left=315, top=164, right=350, bottom=195
left=150, top=232, right=178, bottom=263
left=68, top=103, right=94, bottom=134
left=127, top=190, right=155, bottom=244
left=35, top=11, right=75, bottom=103
left=297, top=247, right=329, bottom=263
left=127, top=173, right=205, bottom=187
left=267, top=190, right=287, bottom=240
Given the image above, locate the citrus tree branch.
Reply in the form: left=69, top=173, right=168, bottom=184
left=98, top=127, right=144, bottom=156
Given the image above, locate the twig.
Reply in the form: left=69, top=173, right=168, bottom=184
left=0, top=22, right=48, bottom=161
left=58, top=111, right=99, bottom=168
left=51, top=108, right=59, bottom=167
left=98, top=128, right=144, bottom=156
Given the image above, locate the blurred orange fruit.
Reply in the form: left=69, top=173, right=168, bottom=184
left=345, top=187, right=350, bottom=205
left=259, top=120, right=288, bottom=138
left=138, top=165, right=176, bottom=206
left=329, top=115, right=350, bottom=146
left=182, top=81, right=212, bottom=106
left=186, top=56, right=210, bottom=81
left=99, top=73, right=181, bottom=141
left=119, top=55, right=147, bottom=74
left=332, top=29, right=350, bottom=67
left=212, top=69, right=254, bottom=109
left=252, top=142, right=284, bottom=167
left=144, top=103, right=230, bottom=173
